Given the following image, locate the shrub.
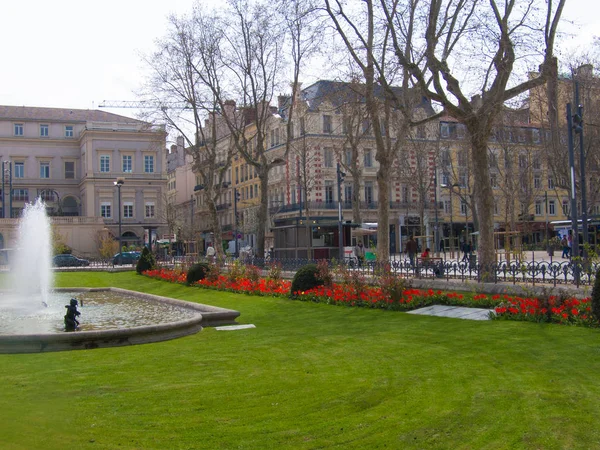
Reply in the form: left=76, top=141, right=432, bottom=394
left=187, top=263, right=211, bottom=285
left=592, top=267, right=600, bottom=321
left=316, top=259, right=333, bottom=287
left=378, top=265, right=411, bottom=303
left=227, top=260, right=246, bottom=283
left=206, top=261, right=221, bottom=282
left=290, top=264, right=323, bottom=297
left=266, top=261, right=283, bottom=281
left=246, top=265, right=261, bottom=283
left=136, top=246, right=156, bottom=274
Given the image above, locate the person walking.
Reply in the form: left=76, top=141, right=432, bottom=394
left=405, top=236, right=418, bottom=267
left=355, top=241, right=365, bottom=267
left=561, top=236, right=569, bottom=259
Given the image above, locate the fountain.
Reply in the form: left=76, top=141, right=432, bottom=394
left=0, top=199, right=240, bottom=353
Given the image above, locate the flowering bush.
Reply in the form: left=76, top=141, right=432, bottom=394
left=142, top=267, right=599, bottom=327
left=492, top=294, right=597, bottom=326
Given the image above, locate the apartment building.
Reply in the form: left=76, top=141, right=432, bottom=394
left=0, top=105, right=167, bottom=256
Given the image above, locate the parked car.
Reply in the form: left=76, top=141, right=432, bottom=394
left=53, top=254, right=90, bottom=267
left=113, top=251, right=141, bottom=265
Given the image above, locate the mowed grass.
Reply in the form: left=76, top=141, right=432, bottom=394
left=1, top=271, right=600, bottom=449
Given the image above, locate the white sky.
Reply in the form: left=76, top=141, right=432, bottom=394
left=0, top=0, right=598, bottom=123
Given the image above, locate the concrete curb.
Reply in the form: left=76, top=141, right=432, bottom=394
left=0, top=287, right=240, bottom=354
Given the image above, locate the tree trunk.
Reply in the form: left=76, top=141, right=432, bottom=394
left=376, top=162, right=391, bottom=262
left=256, top=166, right=269, bottom=259
left=469, top=130, right=494, bottom=273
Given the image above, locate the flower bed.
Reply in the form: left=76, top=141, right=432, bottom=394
left=142, top=268, right=598, bottom=327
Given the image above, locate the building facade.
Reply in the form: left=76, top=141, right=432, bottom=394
left=0, top=106, right=167, bottom=256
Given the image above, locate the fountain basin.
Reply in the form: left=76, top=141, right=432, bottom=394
left=0, top=287, right=240, bottom=354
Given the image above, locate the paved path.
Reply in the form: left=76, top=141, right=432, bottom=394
left=408, top=305, right=493, bottom=321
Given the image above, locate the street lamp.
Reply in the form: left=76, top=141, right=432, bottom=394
left=441, top=183, right=461, bottom=259
left=114, top=177, right=125, bottom=264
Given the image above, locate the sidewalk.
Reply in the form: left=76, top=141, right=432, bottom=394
left=408, top=305, right=493, bottom=321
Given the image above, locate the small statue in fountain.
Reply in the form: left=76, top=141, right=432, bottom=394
left=64, top=298, right=81, bottom=332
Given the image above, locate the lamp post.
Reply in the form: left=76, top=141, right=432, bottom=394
left=2, top=161, right=12, bottom=219
left=114, top=177, right=124, bottom=264
left=442, top=183, right=461, bottom=259
left=337, top=163, right=346, bottom=261
left=434, top=169, right=439, bottom=256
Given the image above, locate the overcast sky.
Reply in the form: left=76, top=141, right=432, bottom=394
left=1, top=0, right=597, bottom=123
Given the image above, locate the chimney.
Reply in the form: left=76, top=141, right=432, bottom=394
left=278, top=95, right=288, bottom=110
left=292, top=82, right=303, bottom=103
left=576, top=64, right=593, bottom=79
left=470, top=94, right=482, bottom=110
left=224, top=100, right=236, bottom=118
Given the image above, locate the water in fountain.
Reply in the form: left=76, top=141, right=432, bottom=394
left=7, top=198, right=53, bottom=311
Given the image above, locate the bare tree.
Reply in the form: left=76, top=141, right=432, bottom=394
left=372, top=0, right=566, bottom=270
left=142, top=13, right=234, bottom=258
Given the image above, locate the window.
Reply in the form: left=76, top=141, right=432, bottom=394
left=40, top=124, right=49, bottom=137
left=364, top=181, right=374, bottom=204
left=534, top=175, right=541, bottom=189
left=65, top=161, right=75, bottom=179
left=440, top=123, right=449, bottom=138
left=345, top=149, right=352, bottom=166
left=490, top=174, right=498, bottom=188
left=100, top=155, right=110, bottom=173
left=145, top=202, right=155, bottom=218
left=122, top=155, right=132, bottom=173
left=65, top=125, right=74, bottom=138
left=494, top=202, right=499, bottom=215
left=416, top=125, right=426, bottom=139
left=14, top=123, right=23, bottom=136
left=362, top=119, right=371, bottom=135
left=14, top=162, right=24, bottom=178
left=344, top=185, right=353, bottom=205
left=460, top=200, right=467, bottom=215
left=535, top=201, right=542, bottom=216
left=562, top=200, right=569, bottom=216
left=532, top=156, right=541, bottom=170
left=532, top=129, right=541, bottom=143
left=101, top=202, right=111, bottom=218
left=548, top=177, right=555, bottom=189
left=323, top=115, right=332, bottom=133
left=39, top=162, right=50, bottom=179
left=457, top=124, right=466, bottom=139
left=12, top=189, right=28, bottom=202
left=144, top=155, right=154, bottom=173
left=457, top=150, right=467, bottom=167
left=324, top=148, right=333, bottom=168
left=123, top=202, right=133, bottom=219
left=549, top=200, right=556, bottom=216
left=300, top=117, right=305, bottom=135
left=441, top=172, right=450, bottom=186
left=488, top=151, right=498, bottom=168
left=518, top=154, right=527, bottom=168
left=235, top=167, right=239, bottom=184
left=325, top=181, right=334, bottom=204
left=364, top=149, right=373, bottom=168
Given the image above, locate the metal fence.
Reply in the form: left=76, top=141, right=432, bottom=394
left=61, top=255, right=598, bottom=287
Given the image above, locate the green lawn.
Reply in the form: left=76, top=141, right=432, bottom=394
left=1, top=271, right=599, bottom=449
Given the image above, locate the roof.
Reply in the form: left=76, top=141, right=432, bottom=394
left=299, top=80, right=435, bottom=115
left=0, top=105, right=145, bottom=124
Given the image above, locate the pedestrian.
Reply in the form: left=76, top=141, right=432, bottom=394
left=561, top=236, right=569, bottom=258
left=405, top=236, right=418, bottom=267
left=206, top=245, right=216, bottom=262
left=461, top=241, right=471, bottom=262
left=355, top=241, right=365, bottom=267
left=567, top=233, right=573, bottom=258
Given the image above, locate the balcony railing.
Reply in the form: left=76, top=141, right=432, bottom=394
left=268, top=200, right=443, bottom=215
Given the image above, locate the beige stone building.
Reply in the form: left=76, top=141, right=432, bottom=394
left=0, top=105, right=167, bottom=257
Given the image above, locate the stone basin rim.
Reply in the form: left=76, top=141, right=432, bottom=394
left=0, top=287, right=240, bottom=354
